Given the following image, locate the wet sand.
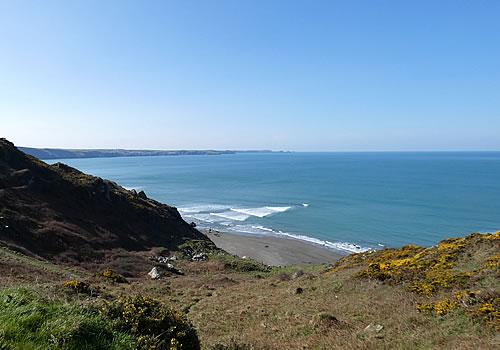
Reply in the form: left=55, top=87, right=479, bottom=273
left=205, top=230, right=346, bottom=266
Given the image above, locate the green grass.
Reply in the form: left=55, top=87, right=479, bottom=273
left=211, top=254, right=271, bottom=273
left=0, top=288, right=135, bottom=350
left=0, top=246, right=85, bottom=279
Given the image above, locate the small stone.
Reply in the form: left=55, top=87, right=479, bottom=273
left=192, top=253, right=208, bottom=261
left=148, top=267, right=161, bottom=280
left=364, top=323, right=384, bottom=333
left=294, top=287, right=304, bottom=294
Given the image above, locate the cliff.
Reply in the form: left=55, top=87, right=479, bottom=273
left=0, top=138, right=208, bottom=262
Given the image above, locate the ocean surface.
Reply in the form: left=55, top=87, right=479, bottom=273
left=49, top=152, right=500, bottom=253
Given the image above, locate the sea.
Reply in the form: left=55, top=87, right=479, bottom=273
left=48, top=152, right=500, bottom=254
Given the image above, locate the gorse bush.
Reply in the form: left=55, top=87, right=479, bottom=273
left=101, top=295, right=200, bottom=350
left=101, top=268, right=129, bottom=283
left=331, top=232, right=500, bottom=326
left=63, top=279, right=92, bottom=294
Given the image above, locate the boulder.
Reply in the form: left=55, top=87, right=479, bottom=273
left=148, top=267, right=161, bottom=279
left=192, top=253, right=208, bottom=261
left=152, top=255, right=177, bottom=264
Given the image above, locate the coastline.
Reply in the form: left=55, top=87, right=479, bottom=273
left=204, top=230, right=347, bottom=266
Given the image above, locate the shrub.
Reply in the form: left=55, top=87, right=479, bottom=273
left=101, top=268, right=128, bottom=283
left=215, top=255, right=270, bottom=273
left=310, top=312, right=343, bottom=330
left=101, top=295, right=200, bottom=350
left=331, top=232, right=500, bottom=326
left=63, top=279, right=92, bottom=294
left=177, top=239, right=219, bottom=259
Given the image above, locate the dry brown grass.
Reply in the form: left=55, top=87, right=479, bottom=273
left=1, top=233, right=498, bottom=349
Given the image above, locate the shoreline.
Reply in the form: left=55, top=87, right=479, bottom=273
left=204, top=230, right=347, bottom=266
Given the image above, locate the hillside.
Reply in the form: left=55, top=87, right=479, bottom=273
left=0, top=138, right=208, bottom=263
left=0, top=231, right=498, bottom=349
left=0, top=138, right=498, bottom=349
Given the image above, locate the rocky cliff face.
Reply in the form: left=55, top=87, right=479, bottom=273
left=0, top=138, right=208, bottom=262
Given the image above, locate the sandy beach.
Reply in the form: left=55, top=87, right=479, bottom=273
left=205, top=230, right=346, bottom=266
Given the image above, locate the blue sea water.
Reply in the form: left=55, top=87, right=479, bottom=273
left=49, top=152, right=500, bottom=253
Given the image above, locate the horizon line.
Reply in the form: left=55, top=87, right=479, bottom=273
left=19, top=145, right=500, bottom=153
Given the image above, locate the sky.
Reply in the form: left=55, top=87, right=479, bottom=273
left=1, top=1, right=499, bottom=151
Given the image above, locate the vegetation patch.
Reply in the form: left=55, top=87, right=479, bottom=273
left=0, top=288, right=201, bottom=350
left=101, top=268, right=128, bottom=283
left=0, top=288, right=135, bottom=349
left=331, top=232, right=500, bottom=326
left=63, top=279, right=92, bottom=295
left=177, top=239, right=220, bottom=259
left=101, top=295, right=200, bottom=349
left=212, top=254, right=271, bottom=273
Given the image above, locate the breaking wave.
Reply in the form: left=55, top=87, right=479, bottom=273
left=231, top=206, right=291, bottom=218
left=178, top=203, right=371, bottom=254
left=227, top=225, right=371, bottom=254
left=178, top=204, right=292, bottom=222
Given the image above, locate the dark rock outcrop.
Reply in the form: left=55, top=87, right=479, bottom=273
left=0, top=138, right=208, bottom=262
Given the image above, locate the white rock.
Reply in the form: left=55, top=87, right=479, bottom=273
left=148, top=267, right=161, bottom=279
left=364, top=324, right=383, bottom=333
left=192, top=253, right=208, bottom=261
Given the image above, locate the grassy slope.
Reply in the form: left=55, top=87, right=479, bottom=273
left=0, top=232, right=498, bottom=349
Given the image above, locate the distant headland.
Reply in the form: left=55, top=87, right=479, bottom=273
left=19, top=146, right=286, bottom=160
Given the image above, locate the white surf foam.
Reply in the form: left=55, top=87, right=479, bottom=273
left=184, top=213, right=228, bottom=224
left=231, top=206, right=291, bottom=218
left=302, top=203, right=309, bottom=207
left=228, top=225, right=275, bottom=235
left=210, top=211, right=251, bottom=222
left=273, top=231, right=372, bottom=254
left=123, top=186, right=144, bottom=191
left=228, top=225, right=371, bottom=254
left=178, top=204, right=230, bottom=214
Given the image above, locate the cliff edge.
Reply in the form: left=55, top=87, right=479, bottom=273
left=0, top=138, right=208, bottom=262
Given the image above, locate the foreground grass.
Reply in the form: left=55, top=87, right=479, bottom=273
left=0, top=232, right=498, bottom=349
left=0, top=288, right=135, bottom=350
left=0, top=288, right=200, bottom=350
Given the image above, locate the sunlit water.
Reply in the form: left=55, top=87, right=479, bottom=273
left=49, top=152, right=500, bottom=253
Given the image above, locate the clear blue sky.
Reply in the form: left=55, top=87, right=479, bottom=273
left=1, top=1, right=499, bottom=151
